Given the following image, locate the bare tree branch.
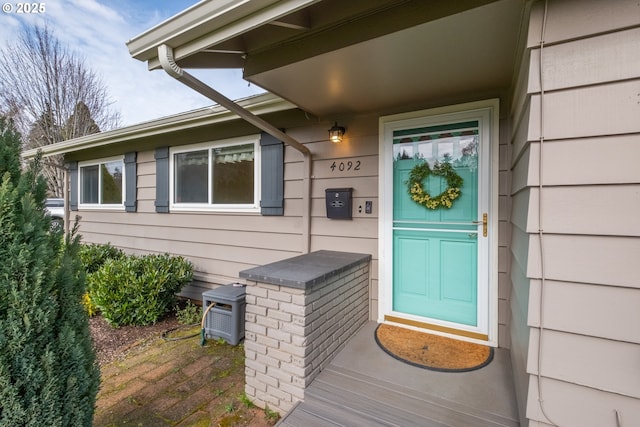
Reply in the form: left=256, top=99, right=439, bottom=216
left=0, top=24, right=121, bottom=196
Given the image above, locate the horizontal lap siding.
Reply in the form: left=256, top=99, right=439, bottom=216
left=289, top=117, right=379, bottom=319
left=536, top=186, right=640, bottom=236
left=77, top=118, right=379, bottom=311
left=518, top=1, right=640, bottom=425
left=529, top=235, right=640, bottom=288
left=77, top=142, right=304, bottom=291
left=528, top=280, right=640, bottom=345
left=526, top=377, right=640, bottom=427
left=507, top=192, right=532, bottom=424
left=535, top=135, right=640, bottom=185
left=497, top=117, right=512, bottom=349
left=508, top=27, right=534, bottom=423
left=527, top=329, right=640, bottom=399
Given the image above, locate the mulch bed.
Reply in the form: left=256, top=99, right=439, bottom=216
left=89, top=314, right=180, bottom=365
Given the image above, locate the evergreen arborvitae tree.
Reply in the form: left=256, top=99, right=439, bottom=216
left=62, top=102, right=101, bottom=140
left=0, top=117, right=99, bottom=426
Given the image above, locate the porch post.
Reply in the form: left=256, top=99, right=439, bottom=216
left=239, top=251, right=371, bottom=414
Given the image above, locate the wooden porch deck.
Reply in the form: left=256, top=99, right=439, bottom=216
left=278, top=322, right=520, bottom=427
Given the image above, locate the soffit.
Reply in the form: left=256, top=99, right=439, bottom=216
left=128, top=0, right=524, bottom=117
left=249, top=0, right=525, bottom=116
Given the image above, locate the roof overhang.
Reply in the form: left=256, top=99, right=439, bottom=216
left=127, top=0, right=320, bottom=70
left=22, top=93, right=297, bottom=159
left=127, top=0, right=526, bottom=118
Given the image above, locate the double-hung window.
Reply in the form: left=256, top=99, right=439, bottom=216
left=169, top=136, right=260, bottom=211
left=78, top=157, right=125, bottom=208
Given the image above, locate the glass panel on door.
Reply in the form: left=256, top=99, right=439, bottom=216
left=392, top=121, right=479, bottom=326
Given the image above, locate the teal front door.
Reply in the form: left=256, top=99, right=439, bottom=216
left=391, top=118, right=487, bottom=333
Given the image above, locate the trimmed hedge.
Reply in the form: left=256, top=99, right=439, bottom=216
left=90, top=253, right=193, bottom=327
left=80, top=242, right=124, bottom=274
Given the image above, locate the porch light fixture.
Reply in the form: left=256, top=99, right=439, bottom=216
left=329, top=122, right=346, bottom=143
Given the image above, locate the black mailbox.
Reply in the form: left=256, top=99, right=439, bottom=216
left=325, top=188, right=353, bottom=219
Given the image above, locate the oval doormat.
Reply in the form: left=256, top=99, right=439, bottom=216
left=374, top=324, right=494, bottom=372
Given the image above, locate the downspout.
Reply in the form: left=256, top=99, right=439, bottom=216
left=157, top=44, right=313, bottom=254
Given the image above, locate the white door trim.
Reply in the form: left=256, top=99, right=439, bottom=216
left=378, top=99, right=500, bottom=346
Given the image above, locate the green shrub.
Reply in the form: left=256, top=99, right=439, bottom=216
left=91, top=253, right=193, bottom=327
left=79, top=243, right=124, bottom=317
left=175, top=299, right=201, bottom=325
left=80, top=242, right=124, bottom=274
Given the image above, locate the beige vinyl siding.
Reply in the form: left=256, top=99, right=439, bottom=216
left=136, top=151, right=156, bottom=213
left=528, top=280, right=640, bottom=345
left=527, top=27, right=640, bottom=93
left=78, top=142, right=302, bottom=297
left=507, top=216, right=532, bottom=425
left=289, top=116, right=379, bottom=318
left=531, top=135, right=640, bottom=186
left=511, top=1, right=640, bottom=425
left=527, top=81, right=640, bottom=140
left=507, top=16, right=534, bottom=422
left=76, top=106, right=515, bottom=334
left=528, top=235, right=640, bottom=289
left=497, top=118, right=512, bottom=348
left=534, top=186, right=640, bottom=236
left=526, top=0, right=640, bottom=50
left=527, top=330, right=640, bottom=398
left=76, top=116, right=380, bottom=310
left=526, top=379, right=640, bottom=427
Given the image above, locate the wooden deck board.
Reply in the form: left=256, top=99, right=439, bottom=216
left=277, top=323, right=520, bottom=427
left=278, top=401, right=346, bottom=427
left=305, top=366, right=518, bottom=427
left=307, top=381, right=453, bottom=426
left=316, top=365, right=520, bottom=426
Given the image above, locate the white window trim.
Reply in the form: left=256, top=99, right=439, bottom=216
left=78, top=155, right=126, bottom=210
left=169, top=135, right=261, bottom=213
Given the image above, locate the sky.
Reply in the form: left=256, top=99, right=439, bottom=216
left=0, top=0, right=265, bottom=127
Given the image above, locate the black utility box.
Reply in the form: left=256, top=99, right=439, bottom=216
left=325, top=188, right=353, bottom=219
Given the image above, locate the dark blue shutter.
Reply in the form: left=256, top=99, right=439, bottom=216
left=260, top=132, right=284, bottom=216
left=124, top=152, right=137, bottom=212
left=155, top=147, right=169, bottom=213
left=69, top=161, right=78, bottom=211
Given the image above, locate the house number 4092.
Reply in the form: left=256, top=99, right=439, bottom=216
left=330, top=160, right=361, bottom=172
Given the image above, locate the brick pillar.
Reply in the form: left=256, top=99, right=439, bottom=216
left=240, top=251, right=370, bottom=414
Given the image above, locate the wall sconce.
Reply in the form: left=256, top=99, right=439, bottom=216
left=329, top=122, right=346, bottom=143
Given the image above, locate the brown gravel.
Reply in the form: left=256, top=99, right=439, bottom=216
left=89, top=314, right=181, bottom=365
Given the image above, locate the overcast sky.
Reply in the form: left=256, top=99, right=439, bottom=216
left=0, top=0, right=265, bottom=127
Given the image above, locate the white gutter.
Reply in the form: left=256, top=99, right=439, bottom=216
left=158, top=44, right=313, bottom=254
left=127, top=0, right=319, bottom=67
left=22, top=93, right=295, bottom=159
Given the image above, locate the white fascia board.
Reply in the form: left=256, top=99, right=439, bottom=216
left=127, top=0, right=263, bottom=60
left=128, top=0, right=319, bottom=69
left=22, top=93, right=296, bottom=159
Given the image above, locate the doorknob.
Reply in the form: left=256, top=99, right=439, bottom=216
left=472, top=213, right=488, bottom=237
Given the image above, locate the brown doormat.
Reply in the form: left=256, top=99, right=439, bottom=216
left=374, top=323, right=493, bottom=372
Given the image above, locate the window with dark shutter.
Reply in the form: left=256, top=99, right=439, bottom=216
left=168, top=136, right=260, bottom=212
